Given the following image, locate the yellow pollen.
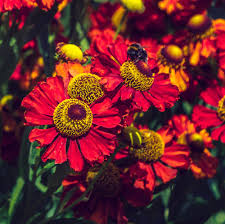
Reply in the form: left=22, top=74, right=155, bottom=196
left=86, top=163, right=121, bottom=198
left=130, top=130, right=165, bottom=162
left=53, top=99, right=93, bottom=138
left=218, top=96, right=225, bottom=122
left=56, top=43, right=83, bottom=62
left=67, top=73, right=104, bottom=105
left=121, top=0, right=145, bottom=13
left=120, top=61, right=154, bottom=91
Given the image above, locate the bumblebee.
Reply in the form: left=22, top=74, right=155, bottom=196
left=127, top=43, right=148, bottom=63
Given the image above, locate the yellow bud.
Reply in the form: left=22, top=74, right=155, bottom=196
left=0, top=95, right=13, bottom=106
left=121, top=0, right=145, bottom=13
left=56, top=43, right=83, bottom=62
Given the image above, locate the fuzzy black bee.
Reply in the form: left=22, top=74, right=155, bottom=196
left=127, top=43, right=153, bottom=77
left=127, top=43, right=148, bottom=63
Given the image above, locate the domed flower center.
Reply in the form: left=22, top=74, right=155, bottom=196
left=187, top=14, right=212, bottom=34
left=161, top=45, right=183, bottom=64
left=218, top=96, right=225, bottom=122
left=130, top=130, right=165, bottom=162
left=186, top=133, right=204, bottom=153
left=53, top=99, right=93, bottom=138
left=86, top=163, right=121, bottom=198
left=120, top=61, right=154, bottom=91
left=68, top=73, right=104, bottom=105
left=56, top=42, right=83, bottom=62
left=121, top=0, right=145, bottom=13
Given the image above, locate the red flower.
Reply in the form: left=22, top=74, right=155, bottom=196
left=0, top=0, right=62, bottom=12
left=192, top=84, right=225, bottom=144
left=168, top=114, right=218, bottom=178
left=21, top=76, right=121, bottom=171
left=116, top=126, right=189, bottom=192
left=91, top=40, right=179, bottom=112
left=62, top=163, right=152, bottom=224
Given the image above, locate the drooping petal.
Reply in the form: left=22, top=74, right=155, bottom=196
left=192, top=105, right=223, bottom=129
left=161, top=145, right=190, bottom=169
left=67, top=139, right=84, bottom=172
left=133, top=91, right=151, bottom=112
left=41, top=135, right=67, bottom=164
left=211, top=125, right=225, bottom=143
left=92, top=98, right=121, bottom=128
left=200, top=86, right=222, bottom=107
left=144, top=73, right=179, bottom=112
left=29, top=127, right=58, bottom=148
left=153, top=161, right=177, bottom=183
left=78, top=132, right=103, bottom=163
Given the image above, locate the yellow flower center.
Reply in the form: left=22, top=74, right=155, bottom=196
left=187, top=14, right=214, bottom=40
left=218, top=95, right=225, bottom=122
left=187, top=133, right=204, bottom=153
left=53, top=99, right=93, bottom=138
left=67, top=73, right=104, bottom=105
left=159, top=45, right=185, bottom=69
left=121, top=0, right=145, bottom=13
left=130, top=130, right=165, bottom=162
left=56, top=43, right=83, bottom=62
left=120, top=61, right=154, bottom=91
left=86, top=163, right=121, bottom=198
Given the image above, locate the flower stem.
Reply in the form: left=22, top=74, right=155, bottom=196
left=113, top=9, right=128, bottom=40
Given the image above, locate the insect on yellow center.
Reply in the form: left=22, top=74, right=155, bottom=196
left=218, top=95, right=225, bottom=122
left=130, top=130, right=165, bottom=162
left=86, top=163, right=121, bottom=198
left=120, top=61, right=154, bottom=91
left=53, top=99, right=93, bottom=138
left=187, top=14, right=214, bottom=40
left=67, top=73, right=104, bottom=105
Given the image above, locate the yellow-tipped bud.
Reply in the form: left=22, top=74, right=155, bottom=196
left=121, top=0, right=145, bottom=13
left=56, top=42, right=83, bottom=62
left=0, top=95, right=13, bottom=106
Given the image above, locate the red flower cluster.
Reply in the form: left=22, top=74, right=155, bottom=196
left=14, top=0, right=225, bottom=223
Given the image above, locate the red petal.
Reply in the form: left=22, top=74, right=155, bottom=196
left=153, top=162, right=177, bottom=183
left=100, top=76, right=123, bottom=91
left=133, top=91, right=151, bottom=112
left=78, top=132, right=103, bottom=162
left=88, top=129, right=116, bottom=156
left=161, top=145, right=190, bottom=169
left=92, top=98, right=121, bottom=128
left=201, top=86, right=222, bottom=107
left=24, top=110, right=53, bottom=126
left=46, top=76, right=66, bottom=103
left=41, top=136, right=67, bottom=164
left=211, top=125, right=225, bottom=143
left=144, top=73, right=179, bottom=112
left=192, top=105, right=223, bottom=129
left=29, top=127, right=58, bottom=148
left=145, top=165, right=156, bottom=191
left=67, top=140, right=84, bottom=171
left=120, top=86, right=134, bottom=101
